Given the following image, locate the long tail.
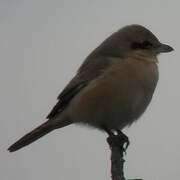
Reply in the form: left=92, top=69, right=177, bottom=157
left=8, top=117, right=72, bottom=152
left=8, top=121, right=55, bottom=152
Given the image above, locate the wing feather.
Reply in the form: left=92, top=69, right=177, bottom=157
left=47, top=55, right=110, bottom=119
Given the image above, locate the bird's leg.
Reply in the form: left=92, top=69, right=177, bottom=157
left=103, top=127, right=115, bottom=137
left=103, top=127, right=129, bottom=152
left=116, top=129, right=130, bottom=151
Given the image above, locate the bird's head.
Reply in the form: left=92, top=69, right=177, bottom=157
left=97, top=24, right=174, bottom=61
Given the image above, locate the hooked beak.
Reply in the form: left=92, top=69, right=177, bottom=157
left=157, top=43, right=174, bottom=53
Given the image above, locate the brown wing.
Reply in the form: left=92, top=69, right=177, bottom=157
left=46, top=55, right=110, bottom=119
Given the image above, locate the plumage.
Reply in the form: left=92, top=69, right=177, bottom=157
left=8, top=24, right=173, bottom=152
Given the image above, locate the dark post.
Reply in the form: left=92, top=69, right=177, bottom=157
left=107, top=134, right=143, bottom=180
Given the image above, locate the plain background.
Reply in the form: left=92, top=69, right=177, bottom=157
left=1, top=1, right=179, bottom=180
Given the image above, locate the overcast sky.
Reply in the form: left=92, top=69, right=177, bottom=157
left=1, top=1, right=179, bottom=180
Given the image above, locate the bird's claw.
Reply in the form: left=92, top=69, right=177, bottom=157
left=106, top=129, right=130, bottom=154
left=116, top=130, right=130, bottom=153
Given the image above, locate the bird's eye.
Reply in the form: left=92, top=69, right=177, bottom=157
left=131, top=41, right=153, bottom=50
left=131, top=42, right=142, bottom=50
left=141, top=41, right=153, bottom=49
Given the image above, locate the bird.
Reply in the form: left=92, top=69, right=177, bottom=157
left=8, top=24, right=173, bottom=152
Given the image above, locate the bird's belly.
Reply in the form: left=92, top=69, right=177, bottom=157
left=68, top=78, right=154, bottom=130
left=67, top=60, right=158, bottom=130
left=102, top=88, right=151, bottom=129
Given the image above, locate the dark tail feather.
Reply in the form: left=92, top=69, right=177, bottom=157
left=8, top=121, right=54, bottom=152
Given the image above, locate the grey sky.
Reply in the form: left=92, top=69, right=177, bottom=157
left=1, top=0, right=179, bottom=180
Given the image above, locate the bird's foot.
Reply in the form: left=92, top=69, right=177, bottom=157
left=105, top=128, right=130, bottom=154
left=116, top=130, right=130, bottom=153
